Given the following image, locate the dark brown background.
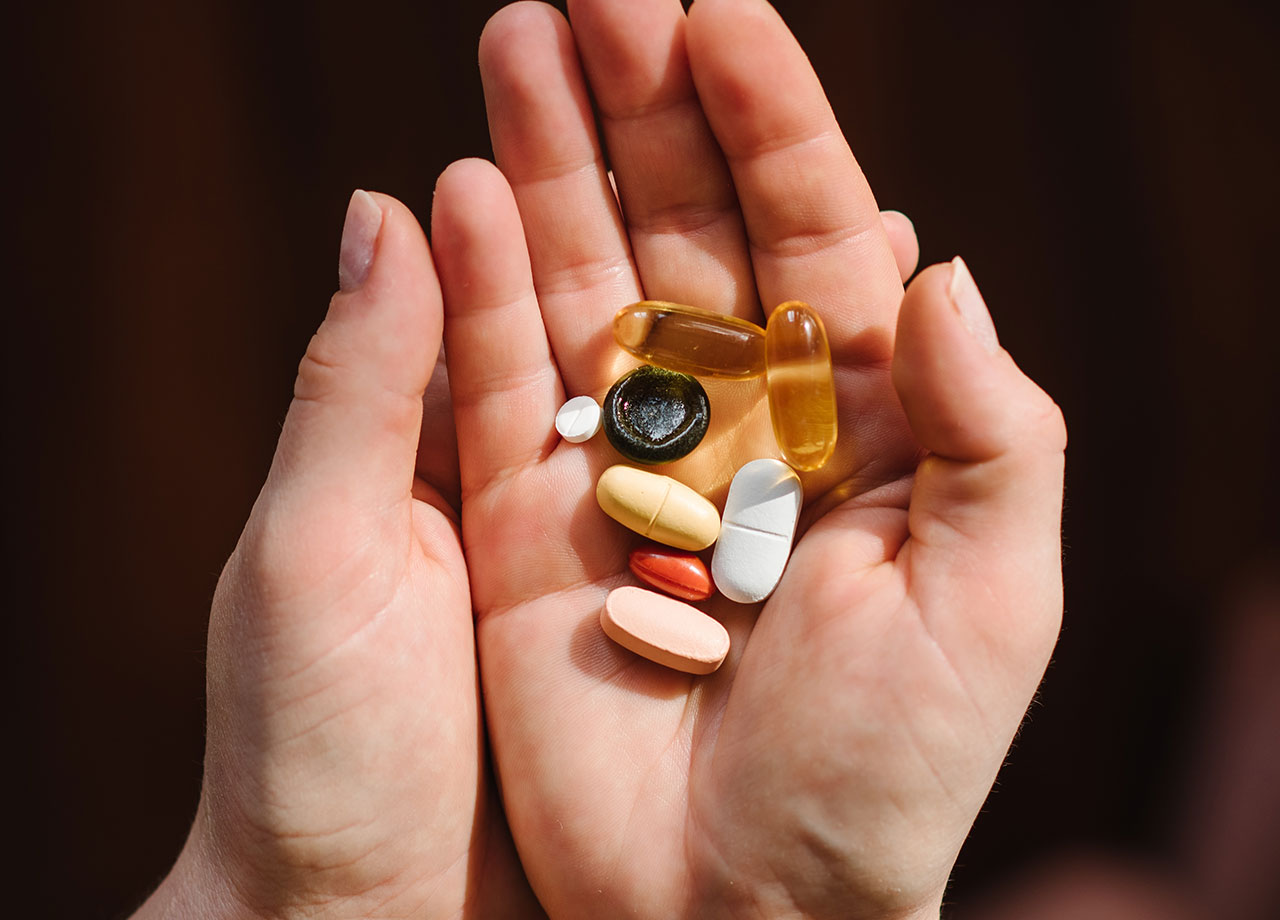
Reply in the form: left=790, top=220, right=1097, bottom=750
left=9, top=1, right=1279, bottom=917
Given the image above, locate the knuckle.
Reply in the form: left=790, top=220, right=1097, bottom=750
left=234, top=493, right=393, bottom=616
left=231, top=501, right=321, bottom=611
left=1025, top=391, right=1068, bottom=453
left=1000, top=374, right=1067, bottom=457
left=292, top=326, right=348, bottom=405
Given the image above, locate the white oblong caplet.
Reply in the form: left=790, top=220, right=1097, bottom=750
left=711, top=458, right=802, bottom=603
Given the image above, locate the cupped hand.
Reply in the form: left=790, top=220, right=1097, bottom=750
left=135, top=192, right=542, bottom=919
left=430, top=1, right=1065, bottom=919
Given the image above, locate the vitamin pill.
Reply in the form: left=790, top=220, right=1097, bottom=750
left=603, top=365, right=710, bottom=465
left=555, top=395, right=602, bottom=443
left=765, top=301, right=837, bottom=471
left=711, top=459, right=802, bottom=603
left=601, top=586, right=730, bottom=674
left=613, top=301, right=766, bottom=379
left=629, top=544, right=714, bottom=602
left=596, top=465, right=720, bottom=551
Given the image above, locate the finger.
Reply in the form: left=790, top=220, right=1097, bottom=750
left=893, top=258, right=1067, bottom=682
left=413, top=349, right=461, bottom=518
left=273, top=190, right=441, bottom=516
left=432, top=158, right=562, bottom=498
left=479, top=2, right=640, bottom=391
left=566, top=0, right=758, bottom=318
left=686, top=0, right=903, bottom=355
left=880, top=209, right=920, bottom=282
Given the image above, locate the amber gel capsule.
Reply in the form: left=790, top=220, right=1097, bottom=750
left=765, top=301, right=837, bottom=471
left=613, top=301, right=766, bottom=379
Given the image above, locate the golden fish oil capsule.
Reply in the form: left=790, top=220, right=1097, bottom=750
left=613, top=301, right=766, bottom=379
left=765, top=301, right=837, bottom=471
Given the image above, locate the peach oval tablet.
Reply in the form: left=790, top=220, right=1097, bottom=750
left=596, top=465, right=720, bottom=551
left=711, top=458, right=802, bottom=603
left=601, top=586, right=729, bottom=674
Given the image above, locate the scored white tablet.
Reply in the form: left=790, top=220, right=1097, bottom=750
left=711, top=458, right=803, bottom=603
left=555, top=395, right=602, bottom=443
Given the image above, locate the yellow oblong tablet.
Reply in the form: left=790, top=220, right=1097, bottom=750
left=596, top=465, right=720, bottom=551
left=601, top=586, right=729, bottom=674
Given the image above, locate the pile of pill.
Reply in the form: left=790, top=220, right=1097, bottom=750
left=553, top=299, right=836, bottom=674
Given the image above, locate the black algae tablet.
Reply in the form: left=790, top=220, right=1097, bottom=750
left=602, top=365, right=710, bottom=465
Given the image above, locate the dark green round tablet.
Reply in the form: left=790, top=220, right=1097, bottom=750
left=603, top=366, right=710, bottom=465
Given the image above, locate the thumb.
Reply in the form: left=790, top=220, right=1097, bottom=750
left=251, top=191, right=443, bottom=573
left=278, top=189, right=440, bottom=501
left=893, top=257, right=1067, bottom=686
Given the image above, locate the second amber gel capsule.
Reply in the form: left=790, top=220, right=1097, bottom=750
left=613, top=301, right=766, bottom=379
left=765, top=301, right=837, bottom=471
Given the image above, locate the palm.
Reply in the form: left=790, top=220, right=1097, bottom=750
left=431, top=2, right=1062, bottom=917
left=460, top=337, right=950, bottom=913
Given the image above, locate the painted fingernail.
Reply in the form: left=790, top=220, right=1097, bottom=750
left=948, top=255, right=999, bottom=355
left=338, top=189, right=383, bottom=292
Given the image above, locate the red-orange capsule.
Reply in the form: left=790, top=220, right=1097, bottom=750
left=628, top=544, right=714, bottom=602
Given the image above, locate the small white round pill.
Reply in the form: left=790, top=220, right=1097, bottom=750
left=555, top=395, right=603, bottom=443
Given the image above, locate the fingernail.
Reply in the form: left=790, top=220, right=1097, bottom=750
left=948, top=256, right=999, bottom=355
left=338, top=189, right=383, bottom=292
left=881, top=208, right=914, bottom=230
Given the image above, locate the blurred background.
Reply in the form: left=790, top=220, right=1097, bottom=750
left=9, top=0, right=1278, bottom=917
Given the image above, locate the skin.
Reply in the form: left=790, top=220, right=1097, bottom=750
left=135, top=1, right=1065, bottom=918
